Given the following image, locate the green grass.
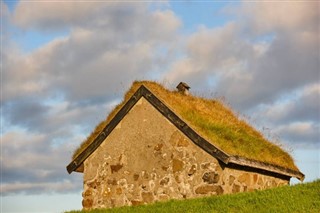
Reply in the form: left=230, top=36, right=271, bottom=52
left=66, top=179, right=320, bottom=213
left=72, top=81, right=298, bottom=172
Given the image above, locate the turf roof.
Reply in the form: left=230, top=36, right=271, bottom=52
left=72, top=81, right=298, bottom=171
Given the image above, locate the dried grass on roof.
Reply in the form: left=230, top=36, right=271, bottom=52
left=72, top=81, right=298, bottom=171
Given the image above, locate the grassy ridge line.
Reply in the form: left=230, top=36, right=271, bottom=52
left=67, top=179, right=320, bottom=213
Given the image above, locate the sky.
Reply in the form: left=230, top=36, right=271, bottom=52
left=1, top=1, right=319, bottom=212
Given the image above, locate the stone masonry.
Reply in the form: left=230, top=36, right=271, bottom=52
left=82, top=97, right=289, bottom=210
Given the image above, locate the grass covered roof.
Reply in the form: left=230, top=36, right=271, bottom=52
left=72, top=81, right=298, bottom=171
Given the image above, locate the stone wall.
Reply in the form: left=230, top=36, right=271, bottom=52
left=82, top=98, right=289, bottom=210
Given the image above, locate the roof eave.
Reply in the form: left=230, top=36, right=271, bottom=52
left=228, top=156, right=305, bottom=181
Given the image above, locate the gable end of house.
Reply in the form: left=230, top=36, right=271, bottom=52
left=67, top=85, right=230, bottom=174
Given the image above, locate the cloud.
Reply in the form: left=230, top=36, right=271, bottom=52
left=3, top=99, right=48, bottom=131
left=263, top=84, right=320, bottom=124
left=2, top=42, right=51, bottom=102
left=240, top=2, right=319, bottom=34
left=1, top=131, right=83, bottom=195
left=247, top=83, right=320, bottom=148
left=165, top=1, right=319, bottom=110
left=5, top=3, right=181, bottom=103
left=275, top=122, right=320, bottom=148
left=164, top=22, right=254, bottom=89
left=12, top=2, right=124, bottom=30
left=12, top=1, right=180, bottom=39
left=1, top=1, right=9, bottom=18
left=1, top=180, right=81, bottom=195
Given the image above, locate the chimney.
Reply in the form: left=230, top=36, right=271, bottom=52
left=176, top=82, right=190, bottom=95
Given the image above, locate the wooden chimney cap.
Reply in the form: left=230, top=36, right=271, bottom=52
left=176, top=82, right=190, bottom=95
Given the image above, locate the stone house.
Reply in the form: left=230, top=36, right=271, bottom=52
left=66, top=81, right=304, bottom=210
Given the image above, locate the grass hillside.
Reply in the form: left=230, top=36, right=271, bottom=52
left=67, top=179, right=320, bottom=213
left=73, top=81, right=298, bottom=171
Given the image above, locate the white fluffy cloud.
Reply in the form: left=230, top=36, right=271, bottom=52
left=263, top=84, right=320, bottom=124
left=12, top=2, right=143, bottom=30
left=249, top=83, right=320, bottom=148
left=1, top=1, right=9, bottom=18
left=276, top=122, right=319, bottom=143
left=1, top=130, right=82, bottom=195
left=1, top=180, right=79, bottom=195
left=5, top=2, right=181, bottom=103
left=240, top=2, right=319, bottom=35
left=165, top=1, right=319, bottom=110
